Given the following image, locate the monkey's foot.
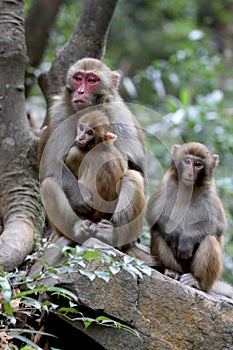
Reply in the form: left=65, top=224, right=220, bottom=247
left=73, top=219, right=98, bottom=243
left=95, top=220, right=114, bottom=245
left=180, top=273, right=200, bottom=289
left=164, top=269, right=181, bottom=280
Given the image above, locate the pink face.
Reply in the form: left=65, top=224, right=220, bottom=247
left=72, top=71, right=100, bottom=110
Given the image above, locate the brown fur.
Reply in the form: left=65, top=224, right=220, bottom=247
left=146, top=142, right=227, bottom=292
left=39, top=58, right=146, bottom=247
left=64, top=110, right=128, bottom=222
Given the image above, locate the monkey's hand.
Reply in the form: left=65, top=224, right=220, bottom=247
left=73, top=219, right=98, bottom=243
left=177, top=238, right=194, bottom=259
left=95, top=220, right=115, bottom=245
left=74, top=182, right=94, bottom=216
left=62, top=164, right=93, bottom=216
left=164, top=269, right=181, bottom=280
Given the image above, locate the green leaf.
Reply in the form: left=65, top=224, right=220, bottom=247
left=137, top=265, right=152, bottom=276
left=57, top=307, right=78, bottom=314
left=95, top=270, right=111, bottom=283
left=123, top=265, right=143, bottom=279
left=79, top=269, right=96, bottom=281
left=13, top=286, right=78, bottom=302
left=109, top=265, right=121, bottom=275
left=179, top=87, right=191, bottom=107
left=82, top=250, right=102, bottom=260
left=77, top=260, right=86, bottom=267
left=123, top=255, right=135, bottom=264
left=22, top=297, right=44, bottom=309
left=96, top=316, right=117, bottom=327
left=0, top=275, right=13, bottom=317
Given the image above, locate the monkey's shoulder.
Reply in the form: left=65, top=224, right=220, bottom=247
left=49, top=92, right=75, bottom=128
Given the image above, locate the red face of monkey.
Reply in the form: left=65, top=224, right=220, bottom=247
left=72, top=71, right=100, bottom=110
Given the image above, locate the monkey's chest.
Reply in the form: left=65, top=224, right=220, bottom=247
left=161, top=191, right=208, bottom=229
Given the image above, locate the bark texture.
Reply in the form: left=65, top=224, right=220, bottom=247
left=0, top=0, right=119, bottom=272
left=0, top=0, right=44, bottom=271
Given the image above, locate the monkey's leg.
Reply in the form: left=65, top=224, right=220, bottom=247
left=110, top=170, right=146, bottom=247
left=181, top=235, right=223, bottom=292
left=151, top=234, right=182, bottom=273
left=42, top=177, right=98, bottom=243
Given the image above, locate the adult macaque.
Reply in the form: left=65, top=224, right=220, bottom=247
left=146, top=142, right=228, bottom=293
left=39, top=58, right=146, bottom=248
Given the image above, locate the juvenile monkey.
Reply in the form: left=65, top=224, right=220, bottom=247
left=39, top=58, right=146, bottom=247
left=63, top=110, right=131, bottom=225
left=146, top=142, right=227, bottom=293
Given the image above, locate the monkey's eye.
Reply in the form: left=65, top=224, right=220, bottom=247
left=195, top=161, right=203, bottom=168
left=88, top=77, right=97, bottom=84
left=79, top=124, right=84, bottom=131
left=87, top=129, right=94, bottom=136
left=74, top=75, right=82, bottom=81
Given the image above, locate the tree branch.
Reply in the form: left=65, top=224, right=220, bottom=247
left=25, top=0, right=66, bottom=96
left=39, top=0, right=119, bottom=111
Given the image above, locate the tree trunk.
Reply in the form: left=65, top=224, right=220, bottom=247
left=25, top=0, right=66, bottom=96
left=0, top=0, right=44, bottom=271
left=39, top=0, right=119, bottom=118
left=0, top=0, right=119, bottom=272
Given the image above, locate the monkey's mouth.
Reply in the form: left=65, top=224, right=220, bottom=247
left=182, top=178, right=195, bottom=186
left=73, top=99, right=89, bottom=110
left=74, top=99, right=85, bottom=104
left=76, top=140, right=87, bottom=148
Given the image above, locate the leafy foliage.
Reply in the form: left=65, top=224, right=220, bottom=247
left=0, top=244, right=151, bottom=349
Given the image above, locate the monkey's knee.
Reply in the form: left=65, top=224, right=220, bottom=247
left=41, top=177, right=79, bottom=239
left=114, top=169, right=146, bottom=223
left=192, top=235, right=223, bottom=291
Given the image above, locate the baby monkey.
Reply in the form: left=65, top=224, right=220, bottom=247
left=146, top=142, right=227, bottom=293
left=63, top=110, right=146, bottom=247
left=63, top=110, right=128, bottom=223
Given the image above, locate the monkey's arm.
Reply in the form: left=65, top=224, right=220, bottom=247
left=163, top=229, right=181, bottom=257
left=110, top=169, right=146, bottom=247
left=62, top=164, right=94, bottom=217
left=42, top=175, right=99, bottom=243
left=64, top=146, right=82, bottom=176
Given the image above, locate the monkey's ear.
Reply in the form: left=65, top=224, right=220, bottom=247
left=171, top=144, right=181, bottom=158
left=65, top=84, right=72, bottom=92
left=212, top=154, right=219, bottom=168
left=112, top=71, right=121, bottom=89
left=105, top=132, right=117, bottom=143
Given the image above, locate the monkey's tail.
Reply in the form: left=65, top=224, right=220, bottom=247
left=210, top=280, right=233, bottom=299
